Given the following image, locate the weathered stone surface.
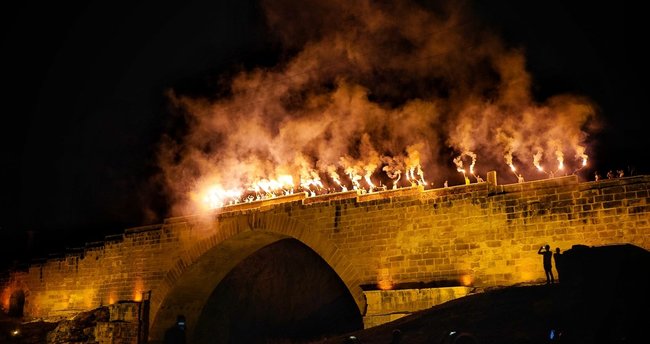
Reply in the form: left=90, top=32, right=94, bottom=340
left=45, top=306, right=108, bottom=343
left=363, top=286, right=472, bottom=328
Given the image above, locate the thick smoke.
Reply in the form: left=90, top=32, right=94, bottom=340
left=158, top=0, right=598, bottom=215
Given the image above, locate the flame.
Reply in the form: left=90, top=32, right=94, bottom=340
left=453, top=155, right=466, bottom=174
left=345, top=167, right=363, bottom=191
left=133, top=279, right=144, bottom=301
left=460, top=274, right=473, bottom=286
left=392, top=171, right=401, bottom=190
left=1, top=287, right=12, bottom=311
left=203, top=185, right=243, bottom=209
left=454, top=151, right=477, bottom=184
left=576, top=145, right=588, bottom=167
left=108, top=292, right=116, bottom=305
left=555, top=148, right=564, bottom=170
left=533, top=150, right=544, bottom=172
left=416, top=164, right=426, bottom=186
left=327, top=166, right=344, bottom=190
left=377, top=268, right=394, bottom=290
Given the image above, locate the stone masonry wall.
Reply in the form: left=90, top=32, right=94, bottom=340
left=282, top=175, right=649, bottom=288
left=1, top=174, right=649, bottom=324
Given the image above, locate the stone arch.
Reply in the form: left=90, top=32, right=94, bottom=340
left=148, top=212, right=365, bottom=343
left=8, top=289, right=25, bottom=317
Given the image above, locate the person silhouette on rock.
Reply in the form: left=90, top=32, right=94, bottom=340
left=538, top=244, right=554, bottom=284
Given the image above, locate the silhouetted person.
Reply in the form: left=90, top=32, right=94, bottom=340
left=607, top=170, right=614, bottom=179
left=538, top=245, right=554, bottom=284
left=553, top=248, right=564, bottom=283
left=594, top=171, right=600, bottom=181
left=164, top=315, right=186, bottom=344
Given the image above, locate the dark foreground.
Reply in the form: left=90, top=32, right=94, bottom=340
left=2, top=244, right=649, bottom=343
left=318, top=283, right=643, bottom=344
left=319, top=244, right=650, bottom=344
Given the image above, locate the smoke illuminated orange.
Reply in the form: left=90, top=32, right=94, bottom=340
left=157, top=0, right=598, bottom=214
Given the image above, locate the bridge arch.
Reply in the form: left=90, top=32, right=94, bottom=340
left=8, top=289, right=25, bottom=317
left=149, top=212, right=366, bottom=343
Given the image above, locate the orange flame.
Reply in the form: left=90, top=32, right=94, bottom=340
left=377, top=268, right=394, bottom=290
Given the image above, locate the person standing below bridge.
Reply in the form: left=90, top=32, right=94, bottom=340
left=164, top=315, right=186, bottom=344
left=538, top=245, right=554, bottom=284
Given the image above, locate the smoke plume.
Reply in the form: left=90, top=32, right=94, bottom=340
left=157, top=0, right=598, bottom=215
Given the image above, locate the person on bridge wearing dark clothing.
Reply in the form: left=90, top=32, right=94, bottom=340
left=538, top=244, right=554, bottom=284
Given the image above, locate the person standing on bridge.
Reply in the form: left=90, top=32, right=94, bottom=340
left=538, top=244, right=554, bottom=284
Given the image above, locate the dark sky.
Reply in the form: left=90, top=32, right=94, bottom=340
left=1, top=0, right=647, bottom=268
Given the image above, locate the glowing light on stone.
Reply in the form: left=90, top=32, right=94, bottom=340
left=377, top=268, right=394, bottom=290
left=460, top=274, right=473, bottom=286
left=133, top=279, right=144, bottom=301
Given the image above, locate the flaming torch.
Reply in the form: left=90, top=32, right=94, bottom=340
left=572, top=145, right=588, bottom=175
left=415, top=164, right=427, bottom=187
left=327, top=166, right=347, bottom=192
left=533, top=150, right=545, bottom=174
left=363, top=162, right=378, bottom=192
left=203, top=185, right=244, bottom=209
left=405, top=167, right=416, bottom=187
left=509, top=163, right=525, bottom=183
left=453, top=154, right=470, bottom=185
left=554, top=148, right=566, bottom=177
left=345, top=167, right=363, bottom=193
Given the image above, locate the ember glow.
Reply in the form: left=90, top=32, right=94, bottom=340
left=157, top=0, right=599, bottom=214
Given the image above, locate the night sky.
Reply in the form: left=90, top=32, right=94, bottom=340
left=1, top=0, right=647, bottom=269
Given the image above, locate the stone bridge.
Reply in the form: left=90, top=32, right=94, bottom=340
left=2, top=173, right=649, bottom=342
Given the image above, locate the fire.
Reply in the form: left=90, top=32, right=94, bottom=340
left=203, top=186, right=243, bottom=209
left=157, top=0, right=599, bottom=214
left=555, top=148, right=565, bottom=171
left=460, top=274, right=473, bottom=286
left=194, top=138, right=592, bottom=210
left=454, top=151, right=478, bottom=185
left=133, top=279, right=144, bottom=302
left=533, top=150, right=544, bottom=172
left=1, top=287, right=11, bottom=311
left=108, top=292, right=116, bottom=305
left=377, top=268, right=394, bottom=290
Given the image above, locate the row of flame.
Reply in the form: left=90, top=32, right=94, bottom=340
left=199, top=149, right=588, bottom=210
